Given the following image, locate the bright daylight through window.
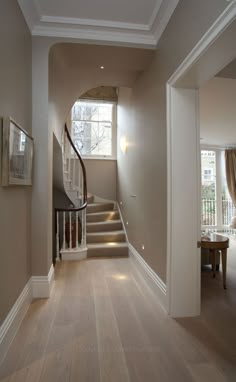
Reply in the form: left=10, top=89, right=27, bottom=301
left=71, top=100, right=115, bottom=157
left=201, top=149, right=235, bottom=228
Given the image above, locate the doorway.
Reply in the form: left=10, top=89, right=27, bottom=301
left=167, top=3, right=236, bottom=317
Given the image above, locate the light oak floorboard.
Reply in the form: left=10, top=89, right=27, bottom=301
left=1, top=242, right=236, bottom=381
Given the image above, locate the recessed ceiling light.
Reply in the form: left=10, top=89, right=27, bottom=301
left=100, top=66, right=104, bottom=70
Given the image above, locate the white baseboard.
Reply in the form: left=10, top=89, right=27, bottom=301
left=117, top=204, right=167, bottom=311
left=32, top=264, right=55, bottom=298
left=0, top=264, right=55, bottom=365
left=61, top=248, right=87, bottom=261
left=117, top=203, right=128, bottom=242
left=0, top=278, right=32, bottom=365
left=129, top=244, right=167, bottom=311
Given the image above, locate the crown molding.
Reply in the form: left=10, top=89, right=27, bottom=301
left=18, top=0, right=179, bottom=47
left=40, top=15, right=150, bottom=31
left=150, top=0, right=179, bottom=43
left=18, top=0, right=40, bottom=31
left=168, top=1, right=236, bottom=86
left=32, top=25, right=157, bottom=47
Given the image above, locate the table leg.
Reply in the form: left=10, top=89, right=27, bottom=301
left=211, top=249, right=216, bottom=278
left=221, top=249, right=227, bottom=289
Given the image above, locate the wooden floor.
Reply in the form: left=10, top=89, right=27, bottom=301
left=1, top=240, right=236, bottom=381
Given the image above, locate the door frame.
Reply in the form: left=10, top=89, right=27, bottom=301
left=166, top=2, right=236, bottom=317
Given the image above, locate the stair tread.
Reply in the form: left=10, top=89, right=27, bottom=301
left=87, top=210, right=117, bottom=216
left=87, top=242, right=128, bottom=248
left=87, top=202, right=113, bottom=206
left=87, top=220, right=121, bottom=226
left=87, top=230, right=125, bottom=236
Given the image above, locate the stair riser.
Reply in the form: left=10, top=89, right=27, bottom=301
left=87, top=212, right=119, bottom=223
left=87, top=246, right=128, bottom=258
left=86, top=203, right=114, bottom=214
left=86, top=222, right=123, bottom=232
left=87, top=233, right=126, bottom=243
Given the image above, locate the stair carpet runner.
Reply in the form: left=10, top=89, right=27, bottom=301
left=86, top=195, right=128, bottom=257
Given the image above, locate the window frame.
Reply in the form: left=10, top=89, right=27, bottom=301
left=71, top=99, right=117, bottom=160
left=201, top=146, right=235, bottom=229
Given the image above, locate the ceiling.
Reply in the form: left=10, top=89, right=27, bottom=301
left=17, top=0, right=179, bottom=47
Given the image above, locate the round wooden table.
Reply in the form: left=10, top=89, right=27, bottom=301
left=201, top=233, right=229, bottom=289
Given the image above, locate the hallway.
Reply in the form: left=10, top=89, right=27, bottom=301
left=1, top=253, right=236, bottom=381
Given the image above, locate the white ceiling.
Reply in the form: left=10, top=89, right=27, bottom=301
left=38, top=0, right=158, bottom=24
left=17, top=0, right=179, bottom=47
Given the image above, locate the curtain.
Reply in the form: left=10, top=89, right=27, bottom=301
left=225, top=149, right=236, bottom=207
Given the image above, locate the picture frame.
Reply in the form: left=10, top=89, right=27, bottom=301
left=1, top=117, right=33, bottom=186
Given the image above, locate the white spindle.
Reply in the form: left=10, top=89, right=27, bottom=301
left=76, top=211, right=79, bottom=249
left=81, top=209, right=86, bottom=248
left=68, top=153, right=71, bottom=189
left=56, top=212, right=60, bottom=260
left=69, top=211, right=72, bottom=249
left=73, top=154, right=75, bottom=190
left=84, top=210, right=87, bottom=247
left=63, top=212, right=66, bottom=250
left=78, top=166, right=81, bottom=204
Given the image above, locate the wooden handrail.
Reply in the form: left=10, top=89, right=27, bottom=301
left=64, top=123, right=88, bottom=209
left=55, top=203, right=87, bottom=213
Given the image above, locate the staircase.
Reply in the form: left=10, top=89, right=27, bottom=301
left=86, top=195, right=128, bottom=257
left=55, top=124, right=128, bottom=260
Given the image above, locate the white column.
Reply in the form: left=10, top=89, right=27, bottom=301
left=167, top=87, right=201, bottom=317
left=32, top=39, right=52, bottom=276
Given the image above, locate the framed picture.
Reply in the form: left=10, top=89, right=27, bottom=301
left=1, top=117, right=33, bottom=186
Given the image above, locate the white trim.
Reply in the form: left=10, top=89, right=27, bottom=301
left=166, top=2, right=236, bottom=317
left=0, top=279, right=32, bottom=365
left=166, top=84, right=172, bottom=315
left=17, top=0, right=40, bottom=31
left=167, top=88, right=201, bottom=317
left=40, top=15, right=149, bottom=31
left=117, top=203, right=128, bottom=242
left=0, top=264, right=55, bottom=365
left=18, top=0, right=178, bottom=47
left=61, top=248, right=87, bottom=261
left=129, top=244, right=167, bottom=311
left=168, top=2, right=236, bottom=86
left=32, top=26, right=157, bottom=47
left=31, top=264, right=55, bottom=298
left=150, top=0, right=179, bottom=44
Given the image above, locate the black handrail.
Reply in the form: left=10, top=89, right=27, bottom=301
left=64, top=123, right=88, bottom=208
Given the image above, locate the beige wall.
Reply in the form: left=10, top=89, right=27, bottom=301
left=31, top=0, right=227, bottom=285
left=49, top=44, right=154, bottom=144
left=200, top=77, right=236, bottom=146
left=0, top=0, right=32, bottom=324
left=84, top=159, right=117, bottom=201
left=117, top=0, right=228, bottom=283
